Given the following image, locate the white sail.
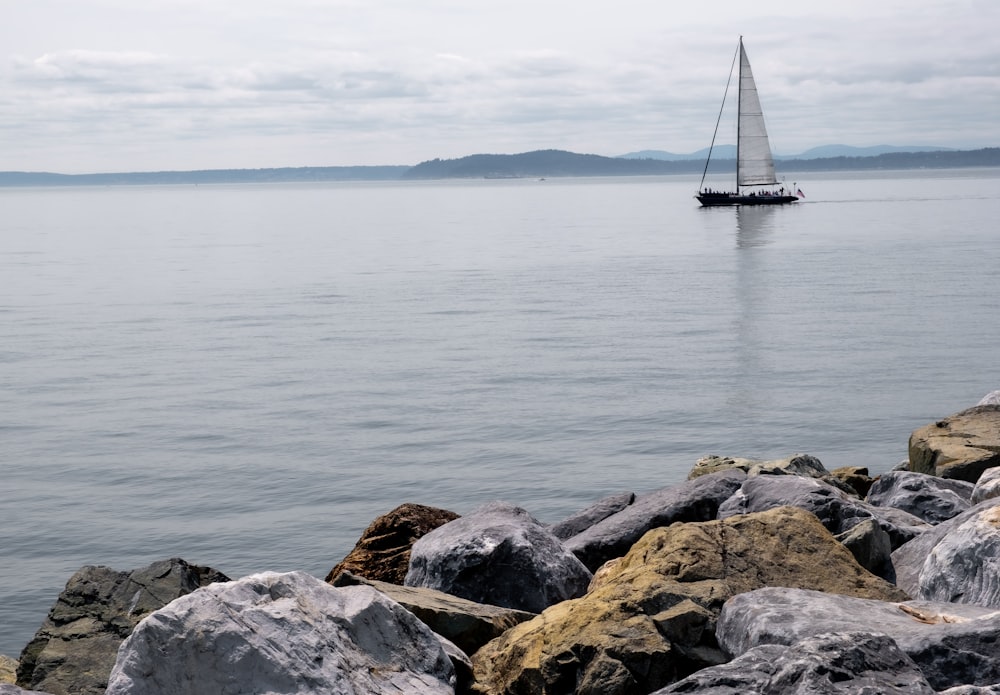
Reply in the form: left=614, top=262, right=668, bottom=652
left=736, top=40, right=778, bottom=186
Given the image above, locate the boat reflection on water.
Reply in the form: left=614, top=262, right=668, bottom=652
left=735, top=205, right=777, bottom=249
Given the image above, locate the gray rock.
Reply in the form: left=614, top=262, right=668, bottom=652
left=917, top=505, right=1000, bottom=607
left=939, top=687, right=1000, bottom=694
left=106, top=571, right=455, bottom=695
left=16, top=558, right=228, bottom=695
left=717, top=474, right=928, bottom=549
left=973, top=468, right=1000, bottom=505
left=331, top=570, right=535, bottom=656
left=563, top=470, right=747, bottom=572
left=547, top=491, right=635, bottom=540
left=655, top=631, right=936, bottom=694
left=405, top=501, right=591, bottom=613
left=718, top=586, right=1000, bottom=691
left=892, top=497, right=1000, bottom=598
left=0, top=685, right=56, bottom=695
left=835, top=517, right=895, bottom=581
left=866, top=470, right=973, bottom=524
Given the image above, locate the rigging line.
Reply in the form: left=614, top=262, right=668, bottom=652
left=699, top=38, right=742, bottom=192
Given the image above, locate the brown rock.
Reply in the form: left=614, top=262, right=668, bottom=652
left=829, top=465, right=874, bottom=498
left=909, top=405, right=1000, bottom=482
left=471, top=506, right=907, bottom=695
left=325, top=503, right=460, bottom=585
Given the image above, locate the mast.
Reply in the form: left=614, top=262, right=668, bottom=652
left=736, top=36, right=743, bottom=194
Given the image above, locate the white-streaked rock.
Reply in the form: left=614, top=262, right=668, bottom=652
left=405, top=501, right=591, bottom=613
left=655, top=631, right=936, bottom=694
left=973, top=467, right=1000, bottom=505
left=718, top=587, right=1000, bottom=691
left=866, top=470, right=973, bottom=524
left=106, top=571, right=455, bottom=695
left=918, top=505, right=1000, bottom=606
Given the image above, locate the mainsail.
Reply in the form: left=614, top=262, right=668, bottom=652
left=736, top=40, right=778, bottom=186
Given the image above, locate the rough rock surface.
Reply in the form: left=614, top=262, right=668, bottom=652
left=106, top=571, right=455, bottom=695
left=324, top=503, right=460, bottom=585
left=866, top=470, right=973, bottom=524
left=834, top=517, right=895, bottom=581
left=917, top=504, right=1000, bottom=606
left=405, top=501, right=591, bottom=613
left=563, top=470, right=746, bottom=572
left=0, top=686, right=55, bottom=695
left=547, top=491, right=635, bottom=540
left=718, top=473, right=929, bottom=549
left=16, top=558, right=228, bottom=695
left=718, top=586, right=1000, bottom=691
left=688, top=453, right=828, bottom=479
left=655, top=631, right=937, bottom=694
left=909, top=405, right=1000, bottom=481
left=892, top=497, right=1000, bottom=598
left=0, top=657, right=16, bottom=684
left=471, top=506, right=906, bottom=695
left=829, top=465, right=875, bottom=498
left=331, top=570, right=535, bottom=656
left=973, top=467, right=1000, bottom=504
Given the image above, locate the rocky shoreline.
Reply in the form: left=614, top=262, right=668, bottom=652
left=5, top=397, right=1000, bottom=694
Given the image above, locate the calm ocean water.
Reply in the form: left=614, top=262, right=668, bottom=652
left=2, top=169, right=999, bottom=656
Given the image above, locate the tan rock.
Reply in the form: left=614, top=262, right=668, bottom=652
left=325, top=503, right=460, bottom=585
left=471, top=506, right=906, bottom=695
left=1, top=655, right=16, bottom=684
left=909, top=405, right=1000, bottom=482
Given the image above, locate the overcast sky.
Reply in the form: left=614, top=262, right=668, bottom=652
left=3, top=0, right=998, bottom=173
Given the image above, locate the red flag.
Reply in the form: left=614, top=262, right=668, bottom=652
left=796, top=188, right=805, bottom=198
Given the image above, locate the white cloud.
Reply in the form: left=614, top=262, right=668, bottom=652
left=1, top=0, right=998, bottom=172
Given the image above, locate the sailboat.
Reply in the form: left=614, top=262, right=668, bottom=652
left=696, top=37, right=802, bottom=206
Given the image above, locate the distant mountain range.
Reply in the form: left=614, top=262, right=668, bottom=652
left=1, top=146, right=998, bottom=186
left=403, top=147, right=1000, bottom=179
left=618, top=144, right=959, bottom=161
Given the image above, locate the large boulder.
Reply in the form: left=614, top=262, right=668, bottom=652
left=718, top=473, right=929, bottom=549
left=866, top=470, right=973, bottom=524
left=913, top=504, right=1000, bottom=607
left=718, top=586, right=1000, bottom=691
left=892, top=497, right=1000, bottom=598
left=563, top=470, right=746, bottom=572
left=106, top=571, right=456, bottom=695
left=909, top=405, right=1000, bottom=481
left=325, top=503, right=460, bottom=584
left=471, top=506, right=906, bottom=695
left=405, top=501, right=591, bottom=613
left=654, top=631, right=936, bottom=694
left=16, top=558, right=228, bottom=695
left=331, top=570, right=535, bottom=656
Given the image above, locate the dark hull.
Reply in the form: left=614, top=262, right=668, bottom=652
left=697, top=193, right=799, bottom=207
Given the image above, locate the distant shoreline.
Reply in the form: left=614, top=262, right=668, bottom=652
left=2, top=147, right=998, bottom=187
